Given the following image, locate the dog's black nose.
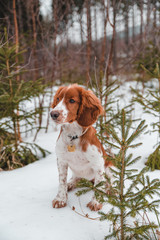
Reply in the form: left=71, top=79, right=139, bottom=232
left=50, top=111, right=60, bottom=120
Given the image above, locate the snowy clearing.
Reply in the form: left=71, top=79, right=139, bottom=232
left=0, top=130, right=110, bottom=240
left=0, top=82, right=160, bottom=240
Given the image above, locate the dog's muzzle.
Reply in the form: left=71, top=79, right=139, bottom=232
left=50, top=111, right=60, bottom=120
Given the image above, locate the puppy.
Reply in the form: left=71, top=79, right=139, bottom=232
left=50, top=84, right=113, bottom=211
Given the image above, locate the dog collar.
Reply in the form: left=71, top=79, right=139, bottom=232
left=68, top=128, right=88, bottom=142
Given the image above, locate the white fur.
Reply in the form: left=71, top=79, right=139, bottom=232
left=53, top=121, right=106, bottom=209
left=52, top=98, right=68, bottom=122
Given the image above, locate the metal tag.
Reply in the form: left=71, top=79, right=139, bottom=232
left=67, top=145, right=76, bottom=152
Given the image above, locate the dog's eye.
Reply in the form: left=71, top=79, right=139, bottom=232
left=57, top=98, right=59, bottom=102
left=69, top=99, right=75, bottom=103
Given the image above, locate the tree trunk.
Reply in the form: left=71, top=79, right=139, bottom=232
left=94, top=6, right=97, bottom=43
left=13, top=0, right=19, bottom=58
left=79, top=11, right=84, bottom=45
left=153, top=1, right=157, bottom=44
left=124, top=0, right=129, bottom=56
left=112, top=2, right=117, bottom=72
left=52, top=0, right=58, bottom=81
left=17, top=0, right=23, bottom=37
left=106, top=0, right=115, bottom=89
left=153, top=1, right=157, bottom=28
left=100, top=0, right=107, bottom=76
left=45, top=0, right=59, bottom=133
left=120, top=147, right=125, bottom=240
left=13, top=0, right=22, bottom=143
left=86, top=0, right=92, bottom=86
left=140, top=0, right=144, bottom=46
left=31, top=0, right=38, bottom=81
left=132, top=4, right=135, bottom=43
left=147, top=0, right=151, bottom=27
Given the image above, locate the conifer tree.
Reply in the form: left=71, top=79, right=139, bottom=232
left=76, top=109, right=160, bottom=240
left=0, top=30, right=49, bottom=170
left=132, top=63, right=160, bottom=170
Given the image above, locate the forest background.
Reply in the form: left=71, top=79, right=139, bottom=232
left=0, top=0, right=160, bottom=170
left=0, top=1, right=160, bottom=239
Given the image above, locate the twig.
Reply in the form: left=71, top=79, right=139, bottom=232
left=71, top=205, right=100, bottom=221
left=69, top=196, right=100, bottom=221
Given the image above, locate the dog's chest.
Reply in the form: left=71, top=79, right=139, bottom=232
left=56, top=132, right=103, bottom=179
left=66, top=149, right=93, bottom=178
left=55, top=122, right=104, bottom=179
left=56, top=136, right=90, bottom=167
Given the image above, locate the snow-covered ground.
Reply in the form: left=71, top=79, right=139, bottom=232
left=0, top=81, right=160, bottom=240
left=0, top=130, right=110, bottom=240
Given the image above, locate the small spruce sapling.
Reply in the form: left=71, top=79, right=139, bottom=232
left=0, top=30, right=49, bottom=170
left=77, top=109, right=160, bottom=240
left=132, top=63, right=160, bottom=170
left=134, top=42, right=160, bottom=89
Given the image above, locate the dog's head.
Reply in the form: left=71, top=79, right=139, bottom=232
left=50, top=84, right=104, bottom=127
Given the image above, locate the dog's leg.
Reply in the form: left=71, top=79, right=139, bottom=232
left=87, top=169, right=104, bottom=211
left=52, top=159, right=68, bottom=208
left=87, top=155, right=106, bottom=211
left=67, top=176, right=81, bottom=192
left=87, top=165, right=113, bottom=211
left=105, top=166, right=113, bottom=194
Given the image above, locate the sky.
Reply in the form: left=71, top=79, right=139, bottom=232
left=39, top=0, right=52, bottom=18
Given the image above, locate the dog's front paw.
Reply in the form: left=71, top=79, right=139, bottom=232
left=52, top=199, right=67, bottom=208
left=87, top=200, right=102, bottom=211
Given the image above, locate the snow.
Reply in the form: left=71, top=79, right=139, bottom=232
left=0, top=82, right=160, bottom=240
left=0, top=131, right=110, bottom=240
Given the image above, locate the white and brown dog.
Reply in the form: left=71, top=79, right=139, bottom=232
left=50, top=84, right=113, bottom=211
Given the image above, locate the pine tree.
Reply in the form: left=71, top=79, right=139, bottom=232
left=132, top=63, right=160, bottom=170
left=76, top=109, right=160, bottom=240
left=0, top=30, right=49, bottom=170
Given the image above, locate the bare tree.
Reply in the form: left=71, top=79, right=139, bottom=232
left=105, top=0, right=116, bottom=89
left=86, top=0, right=92, bottom=85
left=100, top=0, right=107, bottom=77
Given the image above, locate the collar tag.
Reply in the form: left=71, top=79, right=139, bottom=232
left=67, top=145, right=76, bottom=152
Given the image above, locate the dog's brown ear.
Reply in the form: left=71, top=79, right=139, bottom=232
left=51, top=86, right=66, bottom=108
left=77, top=88, right=104, bottom=127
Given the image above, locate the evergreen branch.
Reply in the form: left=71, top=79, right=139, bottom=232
left=124, top=167, right=149, bottom=197
left=76, top=188, right=92, bottom=196
left=140, top=64, right=156, bottom=78
left=103, top=139, right=120, bottom=149
left=125, top=222, right=157, bottom=239
left=126, top=156, right=141, bottom=167
left=129, top=143, right=142, bottom=148
left=121, top=109, right=126, bottom=141
left=127, top=120, right=147, bottom=146
left=124, top=118, right=132, bottom=141
left=107, top=125, right=122, bottom=145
